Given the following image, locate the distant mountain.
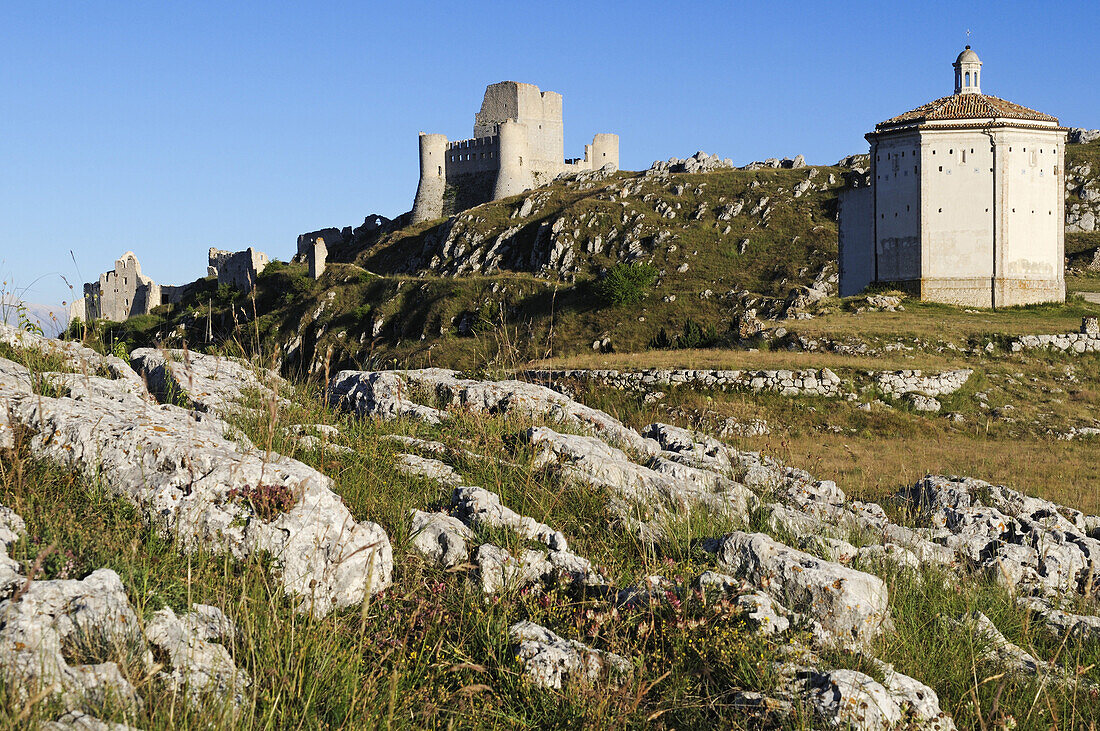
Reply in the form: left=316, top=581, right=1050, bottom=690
left=0, top=301, right=68, bottom=337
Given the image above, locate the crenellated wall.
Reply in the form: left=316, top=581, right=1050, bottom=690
left=411, top=81, right=619, bottom=223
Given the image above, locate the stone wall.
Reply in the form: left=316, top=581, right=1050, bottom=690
left=1012, top=319, right=1100, bottom=353
left=81, top=252, right=162, bottom=322
left=208, top=247, right=269, bottom=291
left=524, top=368, right=845, bottom=397
left=873, top=369, right=973, bottom=398
left=525, top=367, right=974, bottom=401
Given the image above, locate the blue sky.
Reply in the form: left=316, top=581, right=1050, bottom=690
left=2, top=0, right=1097, bottom=309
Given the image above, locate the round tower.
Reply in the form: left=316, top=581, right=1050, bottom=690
left=411, top=133, right=448, bottom=223
left=492, top=120, right=534, bottom=200
left=953, top=45, right=982, bottom=95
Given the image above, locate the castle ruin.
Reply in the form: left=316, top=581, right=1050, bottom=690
left=77, top=252, right=163, bottom=322
left=410, top=81, right=619, bottom=223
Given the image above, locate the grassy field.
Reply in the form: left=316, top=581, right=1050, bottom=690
left=2, top=345, right=1099, bottom=728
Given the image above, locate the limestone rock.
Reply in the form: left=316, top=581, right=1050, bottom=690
left=452, top=486, right=567, bottom=551
left=527, top=426, right=757, bottom=536
left=131, top=348, right=284, bottom=417
left=144, top=604, right=249, bottom=709
left=707, top=531, right=890, bottom=647
left=1, top=368, right=391, bottom=616
left=0, top=568, right=147, bottom=710
left=42, top=711, right=141, bottom=730
left=409, top=510, right=473, bottom=568
left=509, top=620, right=630, bottom=690
left=395, top=453, right=463, bottom=487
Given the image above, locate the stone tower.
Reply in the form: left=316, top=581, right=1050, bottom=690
left=840, top=46, right=1067, bottom=307
left=410, top=82, right=620, bottom=224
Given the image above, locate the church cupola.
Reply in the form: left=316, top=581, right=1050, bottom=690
left=953, top=45, right=982, bottom=95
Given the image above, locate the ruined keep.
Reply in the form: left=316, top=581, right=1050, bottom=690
left=208, top=247, right=270, bottom=291
left=840, top=47, right=1067, bottom=307
left=78, top=252, right=163, bottom=322
left=411, top=81, right=619, bottom=223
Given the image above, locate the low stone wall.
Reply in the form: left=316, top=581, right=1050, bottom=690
left=873, top=369, right=973, bottom=398
left=1011, top=317, right=1100, bottom=353
left=524, top=368, right=845, bottom=397
left=1013, top=333, right=1100, bottom=354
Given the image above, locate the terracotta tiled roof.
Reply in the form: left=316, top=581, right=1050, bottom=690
left=878, top=93, right=1058, bottom=128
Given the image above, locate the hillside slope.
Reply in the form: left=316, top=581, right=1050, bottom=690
left=95, top=160, right=852, bottom=373
left=85, top=137, right=1100, bottom=374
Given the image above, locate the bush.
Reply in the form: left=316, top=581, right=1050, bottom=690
left=594, top=263, right=659, bottom=306
left=650, top=318, right=721, bottom=350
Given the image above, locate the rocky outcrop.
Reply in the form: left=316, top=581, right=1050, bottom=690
left=144, top=604, right=249, bottom=710
left=705, top=531, right=891, bottom=648
left=903, top=475, right=1100, bottom=598
left=331, top=368, right=657, bottom=453
left=131, top=347, right=285, bottom=416
left=409, top=510, right=473, bottom=568
left=0, top=355, right=391, bottom=616
left=526, top=426, right=758, bottom=537
left=452, top=486, right=567, bottom=551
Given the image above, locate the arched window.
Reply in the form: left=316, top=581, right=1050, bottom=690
left=965, top=71, right=970, bottom=86
left=438, top=166, right=442, bottom=176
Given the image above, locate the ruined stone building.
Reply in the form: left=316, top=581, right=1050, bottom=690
left=76, top=252, right=164, bottom=322
left=840, top=47, right=1067, bottom=306
left=208, top=247, right=269, bottom=290
left=411, top=81, right=619, bottom=223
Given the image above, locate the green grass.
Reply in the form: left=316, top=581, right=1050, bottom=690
left=4, top=354, right=1100, bottom=727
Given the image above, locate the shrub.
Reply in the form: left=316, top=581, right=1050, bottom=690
left=650, top=318, right=721, bottom=350
left=594, top=263, right=658, bottom=306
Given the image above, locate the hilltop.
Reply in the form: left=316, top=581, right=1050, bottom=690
left=87, top=156, right=859, bottom=372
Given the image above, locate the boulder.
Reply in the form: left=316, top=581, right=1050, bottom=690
left=707, top=531, right=890, bottom=647
left=409, top=510, right=473, bottom=568
left=509, top=620, right=630, bottom=690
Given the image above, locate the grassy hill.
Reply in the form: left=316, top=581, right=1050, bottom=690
left=84, top=162, right=850, bottom=373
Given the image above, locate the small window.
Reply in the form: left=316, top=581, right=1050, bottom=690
left=438, top=166, right=442, bottom=175
left=949, top=149, right=953, bottom=154
left=938, top=208, right=942, bottom=213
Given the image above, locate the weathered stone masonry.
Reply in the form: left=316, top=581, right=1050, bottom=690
left=411, top=81, right=620, bottom=223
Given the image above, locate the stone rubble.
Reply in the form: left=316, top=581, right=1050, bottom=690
left=509, top=620, right=631, bottom=690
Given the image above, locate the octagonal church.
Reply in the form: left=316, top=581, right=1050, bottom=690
left=840, top=47, right=1067, bottom=307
